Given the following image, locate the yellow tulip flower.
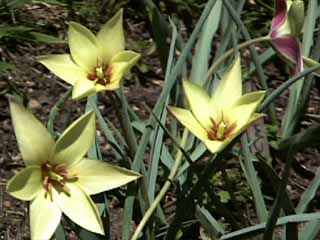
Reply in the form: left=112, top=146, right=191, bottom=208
left=38, top=9, right=140, bottom=99
left=169, top=58, right=266, bottom=154
left=7, top=101, right=140, bottom=240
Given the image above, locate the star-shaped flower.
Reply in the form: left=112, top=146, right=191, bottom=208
left=7, top=101, right=140, bottom=240
left=38, top=9, right=140, bottom=99
left=169, top=58, right=265, bottom=154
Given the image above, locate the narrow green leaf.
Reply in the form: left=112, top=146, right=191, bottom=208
left=29, top=32, right=65, bottom=44
left=240, top=134, right=268, bottom=222
left=47, top=88, right=72, bottom=137
left=88, top=98, right=125, bottom=160
left=195, top=206, right=225, bottom=238
left=296, top=168, right=320, bottom=213
left=221, top=212, right=320, bottom=240
left=191, top=0, right=222, bottom=86
left=122, top=2, right=218, bottom=236
left=299, top=219, right=320, bottom=240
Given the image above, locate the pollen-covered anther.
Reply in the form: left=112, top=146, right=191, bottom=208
left=207, top=117, right=237, bottom=141
left=87, top=65, right=113, bottom=86
left=41, top=162, right=77, bottom=199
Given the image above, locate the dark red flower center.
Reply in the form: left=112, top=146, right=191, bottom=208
left=41, top=162, right=78, bottom=200
left=87, top=65, right=113, bottom=86
left=207, top=117, right=237, bottom=141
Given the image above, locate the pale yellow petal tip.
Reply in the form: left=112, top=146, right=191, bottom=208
left=167, top=105, right=183, bottom=116
left=234, top=56, right=241, bottom=66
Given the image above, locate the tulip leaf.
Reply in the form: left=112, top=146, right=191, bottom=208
left=221, top=212, right=320, bottom=240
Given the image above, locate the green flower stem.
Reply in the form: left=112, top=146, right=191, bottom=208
left=206, top=36, right=270, bottom=79
left=131, top=129, right=190, bottom=240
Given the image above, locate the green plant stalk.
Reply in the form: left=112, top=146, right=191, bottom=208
left=206, top=36, right=270, bottom=78
left=131, top=129, right=189, bottom=240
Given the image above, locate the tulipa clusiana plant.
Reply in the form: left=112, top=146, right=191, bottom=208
left=5, top=1, right=320, bottom=240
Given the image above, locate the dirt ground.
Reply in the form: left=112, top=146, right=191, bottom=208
left=1, top=2, right=320, bottom=240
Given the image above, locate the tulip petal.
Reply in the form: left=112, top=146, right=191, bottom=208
left=68, top=159, right=140, bottom=195
left=228, top=91, right=265, bottom=132
left=95, top=62, right=128, bottom=91
left=10, top=101, right=54, bottom=166
left=38, top=54, right=86, bottom=85
left=232, top=91, right=266, bottom=107
left=271, top=36, right=303, bottom=72
left=168, top=106, right=208, bottom=141
left=54, top=183, right=104, bottom=235
left=6, top=166, right=42, bottom=201
left=111, top=50, right=141, bottom=70
left=30, top=190, right=62, bottom=240
left=229, top=113, right=264, bottom=141
left=52, top=111, right=96, bottom=166
left=68, top=22, right=100, bottom=72
left=183, top=81, right=216, bottom=129
left=72, top=78, right=97, bottom=99
left=211, top=57, right=242, bottom=109
left=97, top=9, right=125, bottom=64
left=271, top=0, right=288, bottom=33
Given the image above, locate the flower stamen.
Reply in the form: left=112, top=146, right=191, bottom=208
left=87, top=65, right=113, bottom=86
left=41, top=162, right=78, bottom=200
left=208, top=117, right=236, bottom=141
